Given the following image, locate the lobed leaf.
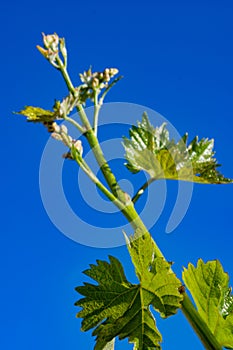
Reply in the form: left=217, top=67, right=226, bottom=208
left=123, top=112, right=232, bottom=184
left=126, top=231, right=183, bottom=318
left=75, top=251, right=183, bottom=350
left=183, top=259, right=233, bottom=348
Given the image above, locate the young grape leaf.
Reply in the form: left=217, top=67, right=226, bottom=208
left=15, top=93, right=80, bottom=124
left=75, top=253, right=183, bottom=350
left=183, top=259, right=233, bottom=348
left=123, top=112, right=232, bottom=184
left=16, top=106, right=55, bottom=122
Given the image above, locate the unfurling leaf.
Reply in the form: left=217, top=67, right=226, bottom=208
left=183, top=259, right=233, bottom=348
left=75, top=251, right=183, bottom=350
left=15, top=93, right=80, bottom=127
left=16, top=106, right=55, bottom=122
left=123, top=112, right=232, bottom=184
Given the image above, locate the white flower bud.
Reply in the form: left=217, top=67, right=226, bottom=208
left=92, top=77, right=99, bottom=88
left=52, top=122, right=60, bottom=133
left=59, top=38, right=67, bottom=60
left=73, top=140, right=83, bottom=156
left=61, top=124, right=68, bottom=134
left=99, top=82, right=107, bottom=89
left=51, top=133, right=62, bottom=141
left=42, top=33, right=59, bottom=51
left=109, top=68, right=119, bottom=76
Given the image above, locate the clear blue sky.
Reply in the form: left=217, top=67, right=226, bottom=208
left=1, top=0, right=233, bottom=349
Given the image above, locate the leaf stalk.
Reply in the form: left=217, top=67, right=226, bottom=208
left=181, top=293, right=222, bottom=350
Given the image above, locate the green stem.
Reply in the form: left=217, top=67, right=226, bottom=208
left=93, top=91, right=101, bottom=136
left=56, top=61, right=150, bottom=233
left=132, top=177, right=157, bottom=203
left=99, top=76, right=123, bottom=105
left=56, top=57, right=76, bottom=94
left=73, top=152, right=126, bottom=212
left=82, top=127, right=125, bottom=197
left=64, top=116, right=84, bottom=133
left=181, top=294, right=222, bottom=350
left=56, top=58, right=93, bottom=133
left=57, top=57, right=128, bottom=205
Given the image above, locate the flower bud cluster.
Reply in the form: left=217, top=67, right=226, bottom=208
left=51, top=123, right=70, bottom=145
left=80, top=67, right=119, bottom=90
left=78, top=67, right=119, bottom=103
left=43, top=33, right=59, bottom=51
left=72, top=140, right=83, bottom=155
left=51, top=122, right=83, bottom=157
left=37, top=33, right=67, bottom=68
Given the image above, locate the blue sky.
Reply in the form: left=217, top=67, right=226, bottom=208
left=1, top=0, right=233, bottom=349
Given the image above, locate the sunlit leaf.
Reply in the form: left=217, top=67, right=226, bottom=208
left=15, top=94, right=80, bottom=125
left=123, top=112, right=232, bottom=184
left=16, top=106, right=55, bottom=122
left=183, top=259, right=233, bottom=348
left=75, top=251, right=183, bottom=350
left=126, top=231, right=183, bottom=318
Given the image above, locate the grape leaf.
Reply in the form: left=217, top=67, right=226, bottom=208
left=75, top=251, right=183, bottom=350
left=16, top=106, right=55, bottom=122
left=183, top=259, right=233, bottom=348
left=123, top=112, right=232, bottom=184
left=15, top=93, right=80, bottom=123
left=126, top=230, right=183, bottom=318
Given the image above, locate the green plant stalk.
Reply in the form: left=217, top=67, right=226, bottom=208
left=56, top=59, right=162, bottom=243
left=132, top=177, right=157, bottom=203
left=99, top=76, right=123, bottom=105
left=56, top=58, right=153, bottom=233
left=64, top=115, right=84, bottom=133
left=72, top=151, right=127, bottom=213
left=93, top=90, right=101, bottom=136
left=181, top=293, right=222, bottom=350
left=57, top=58, right=223, bottom=350
left=56, top=58, right=127, bottom=201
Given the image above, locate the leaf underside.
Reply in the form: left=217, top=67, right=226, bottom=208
left=75, top=236, right=183, bottom=350
left=123, top=112, right=232, bottom=184
left=183, top=259, right=233, bottom=348
left=102, top=338, right=115, bottom=350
